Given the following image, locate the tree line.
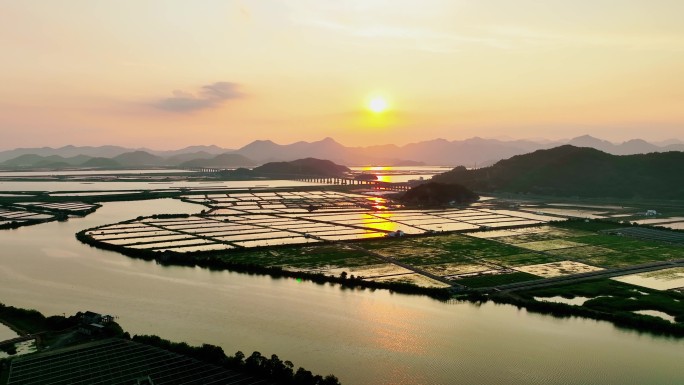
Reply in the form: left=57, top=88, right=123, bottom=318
left=132, top=334, right=341, bottom=385
left=0, top=304, right=342, bottom=385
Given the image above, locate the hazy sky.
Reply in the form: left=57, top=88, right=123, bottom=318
left=1, top=0, right=683, bottom=149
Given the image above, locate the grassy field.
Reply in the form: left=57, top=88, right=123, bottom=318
left=493, top=227, right=592, bottom=244
left=362, top=234, right=523, bottom=265
left=480, top=252, right=561, bottom=267
left=486, top=222, right=684, bottom=268
left=456, top=272, right=542, bottom=288
left=218, top=244, right=378, bottom=270
left=210, top=220, right=684, bottom=288
left=212, top=233, right=543, bottom=284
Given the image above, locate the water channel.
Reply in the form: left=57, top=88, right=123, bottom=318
left=0, top=199, right=683, bottom=384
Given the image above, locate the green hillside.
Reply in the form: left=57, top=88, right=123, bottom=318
left=400, top=182, right=479, bottom=206
left=253, top=158, right=350, bottom=176
left=432, top=145, right=684, bottom=199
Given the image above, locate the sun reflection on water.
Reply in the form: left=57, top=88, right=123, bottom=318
left=356, top=299, right=429, bottom=355
left=366, top=196, right=389, bottom=210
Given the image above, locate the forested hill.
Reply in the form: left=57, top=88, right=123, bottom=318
left=252, top=158, right=350, bottom=177
left=400, top=182, right=479, bottom=207
left=431, top=145, right=684, bottom=199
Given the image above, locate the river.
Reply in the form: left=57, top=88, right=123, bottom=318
left=1, top=199, right=683, bottom=384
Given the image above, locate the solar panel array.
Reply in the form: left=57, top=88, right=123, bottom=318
left=7, top=338, right=270, bottom=385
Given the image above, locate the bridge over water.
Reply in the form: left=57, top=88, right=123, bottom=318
left=190, top=169, right=413, bottom=192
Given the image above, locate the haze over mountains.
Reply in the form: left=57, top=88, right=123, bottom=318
left=1, top=135, right=683, bottom=168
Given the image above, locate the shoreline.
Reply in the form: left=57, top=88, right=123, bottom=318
left=77, top=224, right=684, bottom=338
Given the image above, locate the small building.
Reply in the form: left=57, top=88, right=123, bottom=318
left=645, top=210, right=658, bottom=216
left=81, top=311, right=113, bottom=325
left=78, top=323, right=105, bottom=336
left=78, top=311, right=114, bottom=336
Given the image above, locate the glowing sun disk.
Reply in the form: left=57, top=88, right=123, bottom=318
left=368, top=97, right=388, bottom=113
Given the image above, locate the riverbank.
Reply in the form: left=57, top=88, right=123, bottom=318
left=3, top=196, right=684, bottom=384
left=76, top=218, right=684, bottom=338
left=461, top=287, right=684, bottom=338
left=76, top=228, right=454, bottom=300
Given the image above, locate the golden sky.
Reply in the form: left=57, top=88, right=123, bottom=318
left=1, top=0, right=683, bottom=149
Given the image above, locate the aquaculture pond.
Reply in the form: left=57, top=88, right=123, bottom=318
left=1, top=199, right=684, bottom=384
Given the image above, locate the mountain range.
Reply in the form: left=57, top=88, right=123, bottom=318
left=0, top=150, right=255, bottom=169
left=1, top=135, right=682, bottom=168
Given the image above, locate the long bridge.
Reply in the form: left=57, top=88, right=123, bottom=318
left=190, top=168, right=413, bottom=192
left=290, top=175, right=412, bottom=191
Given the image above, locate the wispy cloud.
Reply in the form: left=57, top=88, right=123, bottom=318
left=300, top=19, right=509, bottom=53
left=154, top=82, right=243, bottom=112
left=287, top=1, right=684, bottom=54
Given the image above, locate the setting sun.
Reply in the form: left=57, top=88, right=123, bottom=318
left=368, top=96, right=389, bottom=113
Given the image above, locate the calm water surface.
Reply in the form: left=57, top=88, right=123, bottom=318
left=349, top=166, right=451, bottom=183
left=0, top=323, right=17, bottom=340
left=0, top=169, right=197, bottom=177
left=0, top=180, right=320, bottom=192
left=1, top=199, right=683, bottom=384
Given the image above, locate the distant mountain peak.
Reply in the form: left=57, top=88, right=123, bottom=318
left=623, top=138, right=649, bottom=144
left=313, top=137, right=344, bottom=147
left=573, top=134, right=597, bottom=139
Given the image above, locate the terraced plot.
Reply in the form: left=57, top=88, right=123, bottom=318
left=664, top=222, right=684, bottom=230
left=422, top=262, right=492, bottom=277
left=357, top=233, right=528, bottom=281
left=481, top=252, right=561, bottom=267
left=16, top=201, right=99, bottom=214
left=613, top=267, right=684, bottom=290
left=470, top=222, right=684, bottom=269
left=182, top=190, right=393, bottom=213
left=88, top=216, right=322, bottom=250
left=371, top=273, right=453, bottom=288
left=229, top=244, right=378, bottom=270
left=87, top=191, right=559, bottom=254
left=482, top=227, right=591, bottom=244
left=515, top=261, right=604, bottom=278
left=516, top=239, right=586, bottom=251
left=522, top=207, right=608, bottom=219
left=326, top=263, right=413, bottom=278
left=81, top=192, right=586, bottom=289
left=0, top=207, right=52, bottom=221
left=6, top=338, right=267, bottom=385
